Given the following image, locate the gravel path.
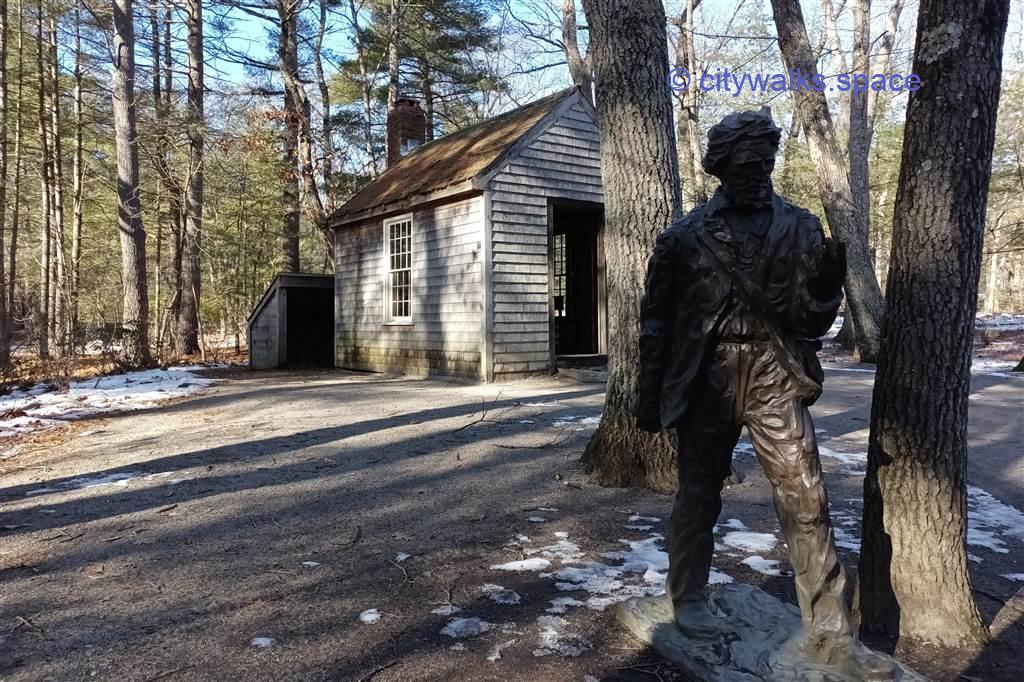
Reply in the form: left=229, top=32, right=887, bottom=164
left=2, top=367, right=1022, bottom=681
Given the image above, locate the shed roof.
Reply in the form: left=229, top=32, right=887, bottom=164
left=329, top=87, right=585, bottom=227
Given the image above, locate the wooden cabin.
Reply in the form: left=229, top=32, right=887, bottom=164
left=328, top=87, right=606, bottom=381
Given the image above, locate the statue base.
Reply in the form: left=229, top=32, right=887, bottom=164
left=613, top=584, right=926, bottom=682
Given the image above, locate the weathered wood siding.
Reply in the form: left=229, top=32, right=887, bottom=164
left=486, top=100, right=603, bottom=377
left=249, top=289, right=279, bottom=369
left=334, top=194, right=485, bottom=378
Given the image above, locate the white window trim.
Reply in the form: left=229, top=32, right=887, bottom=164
left=383, top=213, right=415, bottom=325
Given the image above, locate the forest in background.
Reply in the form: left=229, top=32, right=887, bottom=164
left=0, top=0, right=1022, bottom=375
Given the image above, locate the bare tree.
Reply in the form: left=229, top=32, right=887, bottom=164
left=769, top=0, right=884, bottom=362
left=175, top=0, right=204, bottom=354
left=671, top=0, right=704, bottom=210
left=278, top=0, right=301, bottom=272
left=71, top=0, right=85, bottom=348
left=6, top=0, right=25, bottom=361
left=859, top=0, right=1012, bottom=647
left=35, top=0, right=51, bottom=359
left=560, top=0, right=592, bottom=102
left=0, top=0, right=8, bottom=368
left=111, top=0, right=152, bottom=367
left=342, top=0, right=379, bottom=175
left=578, top=0, right=681, bottom=491
left=47, top=13, right=67, bottom=354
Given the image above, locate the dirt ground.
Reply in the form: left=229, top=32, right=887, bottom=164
left=2, top=366, right=1023, bottom=682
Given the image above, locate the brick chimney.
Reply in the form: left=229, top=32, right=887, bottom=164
left=387, top=98, right=427, bottom=167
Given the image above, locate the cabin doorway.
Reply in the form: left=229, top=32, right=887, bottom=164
left=549, top=201, right=606, bottom=362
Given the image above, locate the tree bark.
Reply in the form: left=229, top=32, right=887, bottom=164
left=347, top=0, right=377, bottom=176
left=175, top=0, right=203, bottom=354
left=821, top=0, right=850, bottom=139
left=769, top=0, right=884, bottom=363
left=859, top=0, right=1011, bottom=647
left=561, top=0, right=593, bottom=103
left=47, top=15, right=66, bottom=356
left=36, top=0, right=50, bottom=359
left=836, top=0, right=872, bottom=354
left=7, top=0, right=24, bottom=361
left=111, top=0, right=152, bottom=367
left=0, top=0, right=8, bottom=368
left=315, top=0, right=335, bottom=206
left=385, top=0, right=400, bottom=166
left=867, top=0, right=905, bottom=141
left=673, top=0, right=704, bottom=211
left=578, top=0, right=681, bottom=493
left=421, top=59, right=434, bottom=142
left=279, top=0, right=300, bottom=273
left=70, top=0, right=84, bottom=350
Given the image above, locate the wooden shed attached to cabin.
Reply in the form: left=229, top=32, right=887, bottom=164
left=328, top=87, right=605, bottom=381
left=248, top=273, right=335, bottom=369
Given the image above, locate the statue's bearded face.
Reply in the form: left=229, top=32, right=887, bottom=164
left=720, top=138, right=778, bottom=207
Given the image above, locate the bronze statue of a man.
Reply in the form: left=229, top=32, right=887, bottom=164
left=635, top=109, right=894, bottom=678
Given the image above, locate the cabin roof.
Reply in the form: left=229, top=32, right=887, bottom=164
left=328, top=87, right=585, bottom=227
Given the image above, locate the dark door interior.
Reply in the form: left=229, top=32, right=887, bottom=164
left=552, top=204, right=603, bottom=356
left=286, top=287, right=335, bottom=367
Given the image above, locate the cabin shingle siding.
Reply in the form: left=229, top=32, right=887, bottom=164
left=487, top=101, right=603, bottom=377
left=334, top=195, right=485, bottom=377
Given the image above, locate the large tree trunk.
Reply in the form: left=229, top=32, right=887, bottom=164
left=673, top=0, right=705, bottom=211
left=835, top=0, right=872, bottom=354
left=347, top=0, right=377, bottom=176
left=769, top=0, right=884, bottom=363
left=36, top=0, right=50, bottom=360
left=0, top=0, right=8, bottom=369
left=278, top=0, right=301, bottom=273
left=315, top=0, right=335, bottom=203
left=111, top=0, right=152, bottom=367
left=175, top=0, right=203, bottom=355
left=859, top=0, right=1011, bottom=647
left=867, top=0, right=906, bottom=140
left=6, top=0, right=25, bottom=362
left=578, top=0, right=680, bottom=493
left=70, top=0, right=84, bottom=350
left=47, top=15, right=66, bottom=356
left=385, top=0, right=400, bottom=166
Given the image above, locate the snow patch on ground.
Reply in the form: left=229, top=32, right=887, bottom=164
left=721, top=531, right=778, bottom=553
left=249, top=637, right=275, bottom=648
left=481, top=584, right=521, bottom=605
left=533, top=615, right=591, bottom=657
left=628, top=514, right=660, bottom=523
left=394, top=553, right=410, bottom=562
left=546, top=597, right=585, bottom=613
left=1, top=366, right=217, bottom=438
left=441, top=617, right=492, bottom=639
left=742, top=555, right=783, bottom=576
left=1001, top=573, right=1024, bottom=582
left=967, top=485, right=1024, bottom=553
left=551, top=415, right=601, bottom=430
left=524, top=532, right=585, bottom=563
left=359, top=609, right=381, bottom=624
left=491, top=557, right=551, bottom=572
left=486, top=639, right=517, bottom=662
left=24, top=470, right=185, bottom=497
left=527, top=516, right=547, bottom=523
left=431, top=604, right=462, bottom=616
left=818, top=445, right=867, bottom=473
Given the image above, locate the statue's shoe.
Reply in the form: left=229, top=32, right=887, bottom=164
left=672, top=592, right=722, bottom=640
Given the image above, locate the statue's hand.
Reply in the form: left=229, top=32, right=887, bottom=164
left=823, top=238, right=846, bottom=271
left=807, top=238, right=846, bottom=299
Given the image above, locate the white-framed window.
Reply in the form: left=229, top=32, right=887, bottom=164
left=384, top=214, right=414, bottom=323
